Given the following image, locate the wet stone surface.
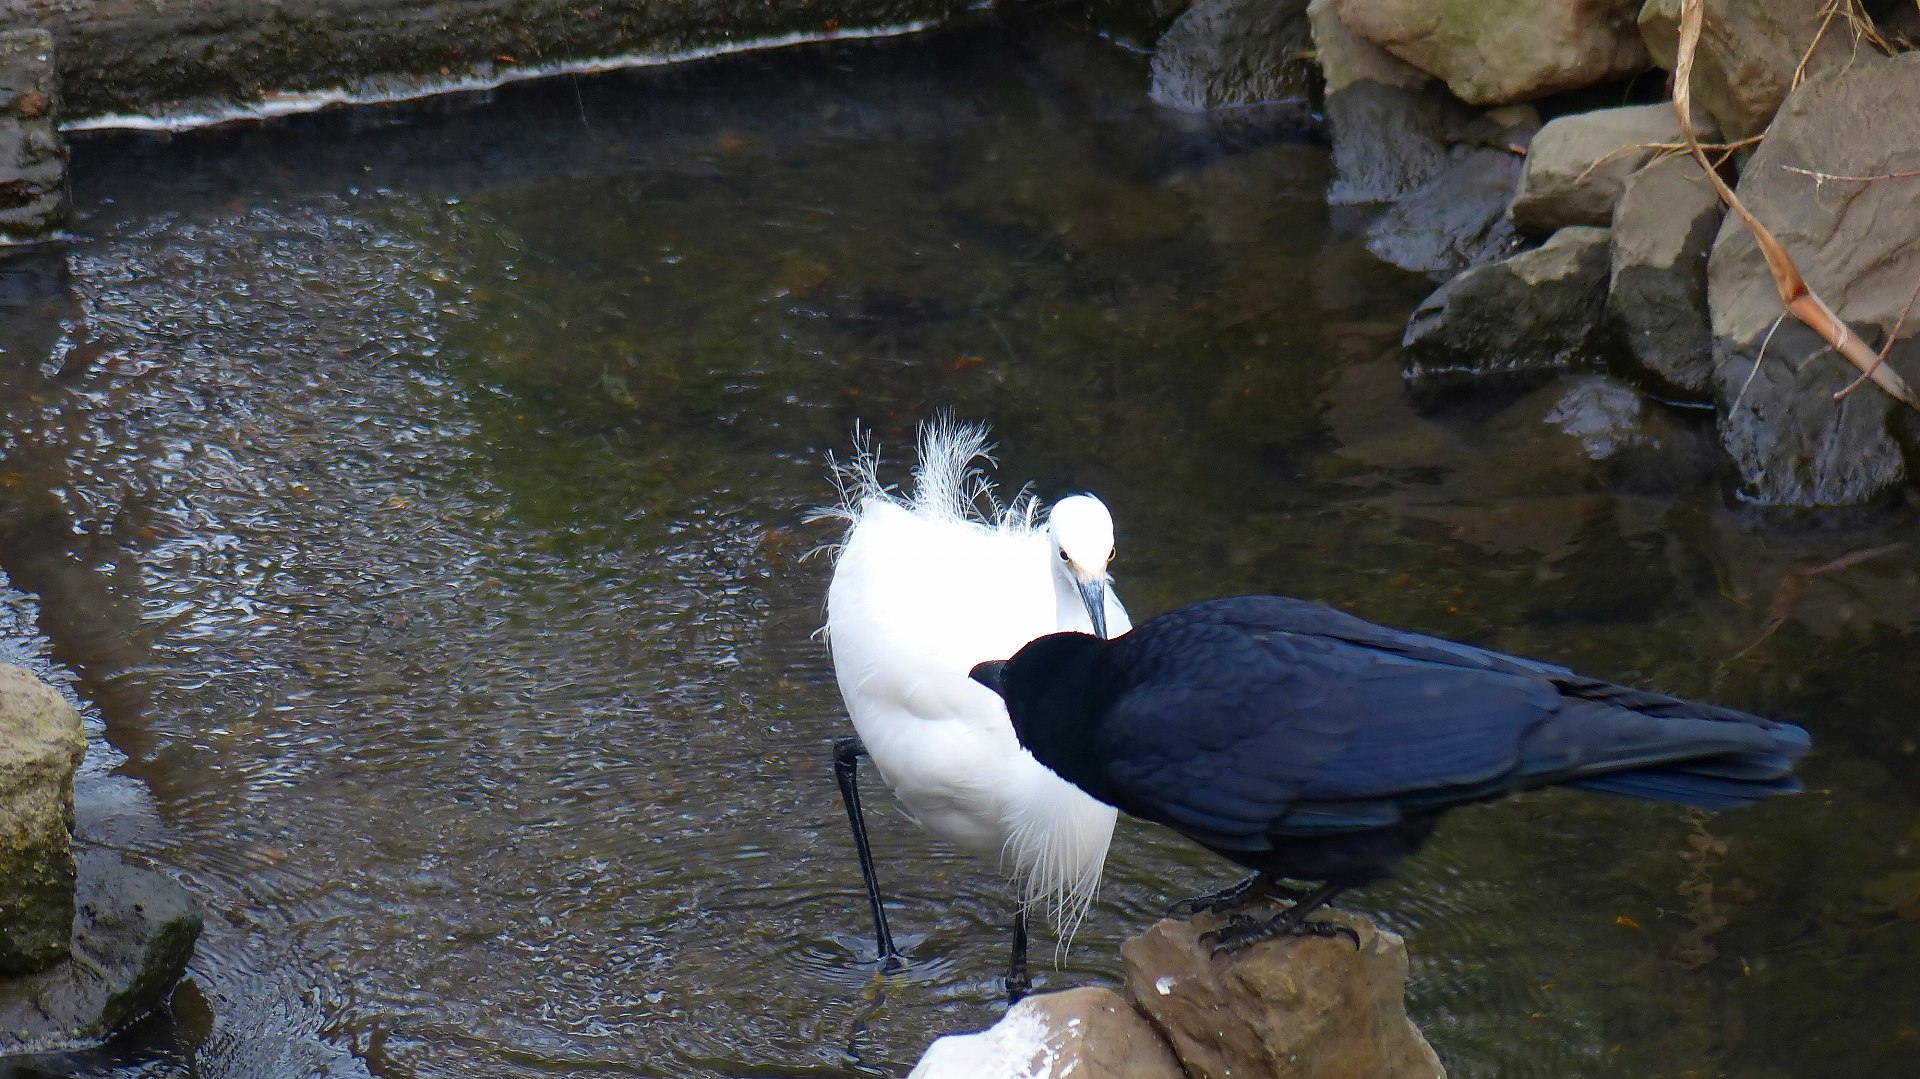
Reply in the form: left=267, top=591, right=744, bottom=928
left=0, top=848, right=203, bottom=1056
left=0, top=29, right=66, bottom=242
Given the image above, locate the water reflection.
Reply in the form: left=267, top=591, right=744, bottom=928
left=0, top=11, right=1914, bottom=1079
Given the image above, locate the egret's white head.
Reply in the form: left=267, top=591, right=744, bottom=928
left=1047, top=494, right=1118, bottom=639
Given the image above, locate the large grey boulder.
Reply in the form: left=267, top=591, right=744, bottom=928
left=1608, top=153, right=1724, bottom=400
left=1333, top=0, right=1650, bottom=106
left=1404, top=225, right=1613, bottom=387
left=0, top=848, right=203, bottom=1054
left=1639, top=0, right=1856, bottom=139
left=1510, top=103, right=1715, bottom=233
left=0, top=29, right=66, bottom=243
left=911, top=986, right=1185, bottom=1079
left=1122, top=909, right=1445, bottom=1079
left=1706, top=50, right=1920, bottom=508
left=1149, top=0, right=1318, bottom=113
left=0, top=664, right=84, bottom=974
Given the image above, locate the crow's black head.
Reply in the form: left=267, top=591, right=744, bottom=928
left=971, top=631, right=1111, bottom=793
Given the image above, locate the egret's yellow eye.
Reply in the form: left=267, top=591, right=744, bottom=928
left=1059, top=549, right=1070, bottom=562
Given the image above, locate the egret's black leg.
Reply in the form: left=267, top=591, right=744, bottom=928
left=1200, top=882, right=1360, bottom=954
left=1005, top=908, right=1031, bottom=1004
left=1167, top=872, right=1313, bottom=917
left=833, top=735, right=902, bottom=969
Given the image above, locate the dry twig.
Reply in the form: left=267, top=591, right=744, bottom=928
left=1673, top=0, right=1920, bottom=411
left=1780, top=164, right=1920, bottom=183
left=1834, top=276, right=1920, bottom=401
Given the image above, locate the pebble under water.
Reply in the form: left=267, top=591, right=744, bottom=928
left=1, top=13, right=1917, bottom=1079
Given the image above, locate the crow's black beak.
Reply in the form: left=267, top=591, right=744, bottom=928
left=970, top=659, right=1010, bottom=698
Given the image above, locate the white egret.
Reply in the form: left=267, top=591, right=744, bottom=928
left=814, top=419, right=1129, bottom=998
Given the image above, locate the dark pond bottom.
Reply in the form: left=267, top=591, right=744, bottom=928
left=0, top=10, right=1916, bottom=1079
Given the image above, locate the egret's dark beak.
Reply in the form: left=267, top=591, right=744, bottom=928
left=1076, top=575, right=1111, bottom=640
left=970, top=659, right=1009, bottom=698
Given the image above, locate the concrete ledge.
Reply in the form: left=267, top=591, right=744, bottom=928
left=1, top=0, right=968, bottom=123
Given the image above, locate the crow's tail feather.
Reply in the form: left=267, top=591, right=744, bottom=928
left=1564, top=717, right=1811, bottom=810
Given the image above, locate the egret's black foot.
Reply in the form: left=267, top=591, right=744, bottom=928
left=1169, top=873, right=1315, bottom=917
left=1005, top=969, right=1032, bottom=1006
left=1201, top=913, right=1361, bottom=955
left=1004, top=908, right=1032, bottom=1006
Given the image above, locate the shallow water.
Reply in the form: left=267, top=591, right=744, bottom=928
left=1, top=13, right=1916, bottom=1078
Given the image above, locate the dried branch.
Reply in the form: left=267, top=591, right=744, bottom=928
left=1673, top=0, right=1920, bottom=412
left=1567, top=135, right=1767, bottom=187
left=1780, top=164, right=1920, bottom=183
left=1833, top=276, right=1920, bottom=401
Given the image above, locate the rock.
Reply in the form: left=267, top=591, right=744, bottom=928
left=1086, top=0, right=1194, bottom=50
left=1706, top=50, right=1920, bottom=508
left=0, top=29, right=67, bottom=243
left=1307, top=0, right=1428, bottom=95
left=1608, top=153, right=1724, bottom=399
left=1365, top=145, right=1527, bottom=274
left=1122, top=908, right=1444, bottom=1079
left=1333, top=0, right=1650, bottom=106
left=0, top=848, right=202, bottom=1054
left=910, top=986, right=1185, bottom=1079
left=1149, top=0, right=1319, bottom=113
left=1403, top=225, right=1613, bottom=387
left=1510, top=103, right=1716, bottom=233
left=1638, top=0, right=1856, bottom=139
left=0, top=664, right=84, bottom=974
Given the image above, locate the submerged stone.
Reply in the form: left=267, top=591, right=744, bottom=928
left=1085, top=0, right=1194, bottom=50
left=0, top=848, right=203, bottom=1055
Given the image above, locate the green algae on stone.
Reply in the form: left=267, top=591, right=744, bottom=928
left=0, top=664, right=85, bottom=974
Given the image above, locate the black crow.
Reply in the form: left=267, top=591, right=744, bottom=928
left=970, top=595, right=1812, bottom=951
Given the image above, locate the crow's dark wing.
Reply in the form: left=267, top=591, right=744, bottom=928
left=1090, top=595, right=1807, bottom=849
left=1094, top=613, right=1560, bottom=851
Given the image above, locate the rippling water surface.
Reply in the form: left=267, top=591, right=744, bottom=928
left=2, top=13, right=1917, bottom=1078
